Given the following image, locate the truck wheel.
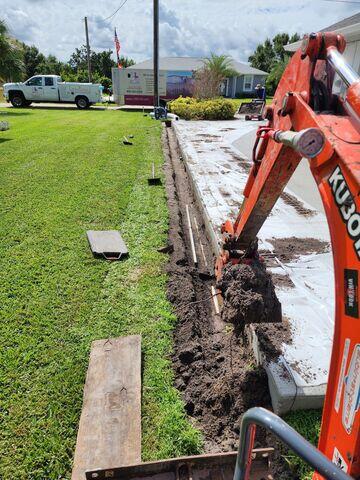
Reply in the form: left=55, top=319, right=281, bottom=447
left=76, top=96, right=89, bottom=109
left=10, top=94, right=25, bottom=108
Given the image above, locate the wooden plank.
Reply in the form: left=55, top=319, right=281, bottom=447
left=72, top=335, right=141, bottom=479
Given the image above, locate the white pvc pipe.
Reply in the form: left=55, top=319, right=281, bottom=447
left=185, top=204, right=198, bottom=266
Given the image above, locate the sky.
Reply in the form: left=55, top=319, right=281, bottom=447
left=1, top=0, right=360, bottom=64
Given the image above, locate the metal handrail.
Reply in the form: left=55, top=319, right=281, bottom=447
left=234, top=407, right=352, bottom=480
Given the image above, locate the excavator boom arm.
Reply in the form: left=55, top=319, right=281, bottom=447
left=216, top=32, right=360, bottom=478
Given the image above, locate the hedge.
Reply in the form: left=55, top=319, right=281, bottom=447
left=168, top=96, right=237, bottom=120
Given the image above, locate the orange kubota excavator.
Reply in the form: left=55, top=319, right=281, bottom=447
left=87, top=32, right=359, bottom=480
left=216, top=32, right=360, bottom=479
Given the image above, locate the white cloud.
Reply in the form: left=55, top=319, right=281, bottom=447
left=1, top=0, right=359, bottom=65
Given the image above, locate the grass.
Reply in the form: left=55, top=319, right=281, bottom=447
left=0, top=107, right=201, bottom=480
left=0, top=104, right=322, bottom=480
left=284, top=410, right=322, bottom=479
left=227, top=97, right=273, bottom=109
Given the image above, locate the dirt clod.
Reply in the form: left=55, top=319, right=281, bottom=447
left=217, top=261, right=282, bottom=334
left=271, top=273, right=295, bottom=289
left=254, top=317, right=292, bottom=361
left=267, top=236, right=330, bottom=263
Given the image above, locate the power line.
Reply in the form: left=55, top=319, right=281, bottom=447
left=321, top=0, right=360, bottom=3
left=103, top=0, right=130, bottom=22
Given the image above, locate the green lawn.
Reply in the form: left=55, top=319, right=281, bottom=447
left=0, top=105, right=322, bottom=480
left=0, top=107, right=201, bottom=480
left=285, top=410, right=322, bottom=479
left=227, top=97, right=273, bottom=110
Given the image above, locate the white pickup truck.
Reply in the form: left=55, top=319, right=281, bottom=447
left=3, top=75, right=103, bottom=109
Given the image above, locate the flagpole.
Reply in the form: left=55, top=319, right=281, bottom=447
left=153, top=0, right=159, bottom=108
left=114, top=28, right=122, bottom=68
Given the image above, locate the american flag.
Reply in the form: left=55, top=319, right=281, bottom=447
left=114, top=28, right=122, bottom=68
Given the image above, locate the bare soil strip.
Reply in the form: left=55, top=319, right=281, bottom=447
left=163, top=126, right=272, bottom=452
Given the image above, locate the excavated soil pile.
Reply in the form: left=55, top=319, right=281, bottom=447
left=174, top=336, right=271, bottom=451
left=164, top=127, right=271, bottom=452
left=217, top=261, right=282, bottom=334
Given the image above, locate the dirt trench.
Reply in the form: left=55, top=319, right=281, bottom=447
left=162, top=126, right=273, bottom=452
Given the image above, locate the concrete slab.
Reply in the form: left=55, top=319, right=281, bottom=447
left=173, top=118, right=334, bottom=414
left=87, top=230, right=129, bottom=261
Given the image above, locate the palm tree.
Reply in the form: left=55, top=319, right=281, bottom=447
left=194, top=53, right=238, bottom=99
left=203, top=53, right=238, bottom=81
left=0, top=20, right=23, bottom=82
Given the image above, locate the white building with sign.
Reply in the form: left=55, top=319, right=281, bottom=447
left=112, top=56, right=268, bottom=105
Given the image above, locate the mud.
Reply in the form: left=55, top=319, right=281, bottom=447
left=196, top=134, right=221, bottom=138
left=281, top=191, right=316, bottom=217
left=254, top=317, right=292, bottom=361
left=267, top=236, right=330, bottom=263
left=217, top=261, right=282, bottom=335
left=163, top=127, right=271, bottom=452
left=271, top=273, right=295, bottom=289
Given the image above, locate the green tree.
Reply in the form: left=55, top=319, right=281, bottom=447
left=22, top=44, right=45, bottom=78
left=69, top=45, right=89, bottom=72
left=92, top=50, right=115, bottom=77
left=273, top=33, right=300, bottom=62
left=117, top=55, right=135, bottom=69
left=265, top=57, right=290, bottom=95
left=0, top=20, right=23, bottom=81
left=37, top=54, right=64, bottom=75
left=248, top=38, right=275, bottom=73
left=249, top=32, right=301, bottom=94
left=69, top=45, right=135, bottom=76
left=60, top=68, right=89, bottom=83
left=248, top=33, right=300, bottom=73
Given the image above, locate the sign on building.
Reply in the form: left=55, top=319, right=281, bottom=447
left=115, top=68, right=195, bottom=105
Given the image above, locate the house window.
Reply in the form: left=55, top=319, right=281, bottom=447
left=243, top=75, right=253, bottom=92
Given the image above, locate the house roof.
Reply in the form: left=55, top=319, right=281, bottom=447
left=285, top=12, right=360, bottom=52
left=127, top=57, right=268, bottom=75
left=321, top=12, right=360, bottom=31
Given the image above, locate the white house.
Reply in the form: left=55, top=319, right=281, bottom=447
left=285, top=12, right=360, bottom=73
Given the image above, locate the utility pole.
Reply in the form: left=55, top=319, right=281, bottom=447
left=153, top=0, right=159, bottom=108
left=84, top=16, right=92, bottom=83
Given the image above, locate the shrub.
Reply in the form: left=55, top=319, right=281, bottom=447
left=95, top=75, right=112, bottom=94
left=168, top=96, right=237, bottom=120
